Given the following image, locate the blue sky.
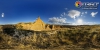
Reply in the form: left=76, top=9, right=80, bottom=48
left=0, top=0, right=100, bottom=25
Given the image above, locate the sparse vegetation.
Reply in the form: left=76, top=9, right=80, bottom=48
left=0, top=25, right=100, bottom=50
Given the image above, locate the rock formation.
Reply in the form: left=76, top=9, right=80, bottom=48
left=30, top=17, right=45, bottom=31
left=16, top=17, right=51, bottom=31
left=15, top=16, right=70, bottom=31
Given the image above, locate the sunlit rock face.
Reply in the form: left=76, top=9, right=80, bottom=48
left=16, top=17, right=46, bottom=31
left=30, top=17, right=46, bottom=31
left=15, top=17, right=67, bottom=31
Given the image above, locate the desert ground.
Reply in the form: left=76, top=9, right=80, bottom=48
left=0, top=25, right=100, bottom=50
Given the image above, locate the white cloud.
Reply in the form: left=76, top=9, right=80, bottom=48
left=48, top=17, right=67, bottom=24
left=1, top=13, right=4, bottom=17
left=63, top=12, right=65, bottom=15
left=81, top=11, right=87, bottom=17
left=61, top=12, right=66, bottom=17
left=65, top=8, right=68, bottom=10
left=82, top=12, right=84, bottom=15
left=91, top=12, right=98, bottom=17
left=61, top=14, right=63, bottom=17
left=71, top=22, right=96, bottom=25
left=84, top=22, right=96, bottom=25
left=80, top=11, right=88, bottom=17
left=85, top=11, right=87, bottom=14
left=81, top=15, right=83, bottom=17
left=68, top=10, right=81, bottom=19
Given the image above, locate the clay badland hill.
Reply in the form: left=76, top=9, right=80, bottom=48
left=16, top=17, right=46, bottom=31
left=15, top=17, right=69, bottom=31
